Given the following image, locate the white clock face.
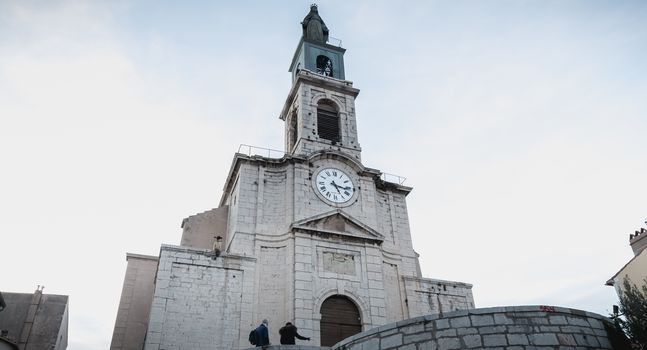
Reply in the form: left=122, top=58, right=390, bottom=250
left=315, top=167, right=355, bottom=204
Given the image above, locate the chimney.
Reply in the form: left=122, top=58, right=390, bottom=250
left=630, top=227, right=647, bottom=256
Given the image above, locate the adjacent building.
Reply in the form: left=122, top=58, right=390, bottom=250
left=607, top=226, right=647, bottom=295
left=111, top=6, right=474, bottom=350
left=0, top=288, right=68, bottom=350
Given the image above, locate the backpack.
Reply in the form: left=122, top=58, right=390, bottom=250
left=248, top=329, right=258, bottom=345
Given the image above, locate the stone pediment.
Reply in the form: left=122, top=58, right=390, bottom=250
left=291, top=210, right=384, bottom=244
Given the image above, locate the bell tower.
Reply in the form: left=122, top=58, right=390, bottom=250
left=114, top=6, right=475, bottom=350
left=280, top=4, right=362, bottom=161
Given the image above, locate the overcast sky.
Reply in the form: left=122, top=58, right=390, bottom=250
left=1, top=1, right=646, bottom=349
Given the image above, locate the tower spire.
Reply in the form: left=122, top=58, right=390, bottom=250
left=289, top=5, right=345, bottom=82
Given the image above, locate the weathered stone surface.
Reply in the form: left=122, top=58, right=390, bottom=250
left=588, top=318, right=604, bottom=329
left=328, top=306, right=614, bottom=350
left=435, top=319, right=450, bottom=330
left=528, top=333, right=559, bottom=346
left=397, top=344, right=416, bottom=350
left=493, top=313, right=512, bottom=325
left=597, top=335, right=613, bottom=349
left=436, top=329, right=456, bottom=338
left=567, top=317, right=591, bottom=327
left=557, top=334, right=577, bottom=346
left=417, top=341, right=438, bottom=350
left=457, top=327, right=478, bottom=335
left=461, top=334, right=482, bottom=348
left=436, top=337, right=460, bottom=350
left=403, top=332, right=431, bottom=343
left=507, top=334, right=529, bottom=345
left=548, top=315, right=568, bottom=325
left=471, top=315, right=495, bottom=327
left=479, top=326, right=506, bottom=334
left=380, top=333, right=402, bottom=348
left=507, top=325, right=532, bottom=333
left=449, top=316, right=470, bottom=328
left=483, top=334, right=507, bottom=347
left=401, top=323, right=425, bottom=335
left=359, top=337, right=379, bottom=349
left=573, top=333, right=600, bottom=347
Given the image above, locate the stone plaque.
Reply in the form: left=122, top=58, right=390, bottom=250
left=323, top=252, right=355, bottom=275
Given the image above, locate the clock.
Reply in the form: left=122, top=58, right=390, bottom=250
left=314, top=167, right=355, bottom=204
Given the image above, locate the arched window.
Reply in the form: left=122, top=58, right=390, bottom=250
left=317, top=100, right=340, bottom=143
left=316, top=55, right=333, bottom=77
left=320, top=295, right=361, bottom=346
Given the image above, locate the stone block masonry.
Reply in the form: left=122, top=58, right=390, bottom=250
left=239, top=306, right=614, bottom=350
left=330, top=306, right=614, bottom=350
left=111, top=253, right=158, bottom=350
left=144, top=245, right=256, bottom=350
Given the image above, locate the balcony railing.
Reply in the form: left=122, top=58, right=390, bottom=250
left=238, top=144, right=286, bottom=159
left=328, top=36, right=343, bottom=47
left=380, top=172, right=407, bottom=185
left=237, top=144, right=406, bottom=185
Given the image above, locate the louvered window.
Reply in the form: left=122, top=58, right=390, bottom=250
left=317, top=102, right=340, bottom=143
left=289, top=110, right=298, bottom=150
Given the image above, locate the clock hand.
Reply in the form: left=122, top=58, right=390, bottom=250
left=330, top=181, right=342, bottom=194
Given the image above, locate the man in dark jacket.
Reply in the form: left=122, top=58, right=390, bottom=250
left=279, top=322, right=310, bottom=345
left=255, top=319, right=270, bottom=347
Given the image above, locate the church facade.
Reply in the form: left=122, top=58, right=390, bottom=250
left=111, top=6, right=474, bottom=350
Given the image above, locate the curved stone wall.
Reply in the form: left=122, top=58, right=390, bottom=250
left=331, top=306, right=613, bottom=350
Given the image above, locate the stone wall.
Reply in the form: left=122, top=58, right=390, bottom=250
left=110, top=253, right=158, bottom=350
left=403, top=277, right=475, bottom=319
left=180, top=206, right=229, bottom=250
left=144, top=245, right=256, bottom=350
left=331, top=306, right=613, bottom=350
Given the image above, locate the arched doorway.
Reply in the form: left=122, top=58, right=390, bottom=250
left=320, top=295, right=362, bottom=346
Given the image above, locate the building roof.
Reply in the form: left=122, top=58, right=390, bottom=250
left=0, top=336, right=19, bottom=350
left=0, top=292, right=68, bottom=348
left=606, top=246, right=647, bottom=286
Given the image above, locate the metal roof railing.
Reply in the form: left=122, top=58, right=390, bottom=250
left=328, top=36, right=343, bottom=47
left=237, top=144, right=406, bottom=185
left=380, top=172, right=407, bottom=185
left=238, top=144, right=286, bottom=159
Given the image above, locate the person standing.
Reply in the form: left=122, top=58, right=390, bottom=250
left=279, top=322, right=310, bottom=345
left=255, top=319, right=270, bottom=347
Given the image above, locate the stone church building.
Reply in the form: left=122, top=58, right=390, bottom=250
left=110, top=6, right=474, bottom=350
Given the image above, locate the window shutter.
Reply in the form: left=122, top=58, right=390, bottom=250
left=317, top=108, right=340, bottom=143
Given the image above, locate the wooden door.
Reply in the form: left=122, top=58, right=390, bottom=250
left=320, top=295, right=361, bottom=346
